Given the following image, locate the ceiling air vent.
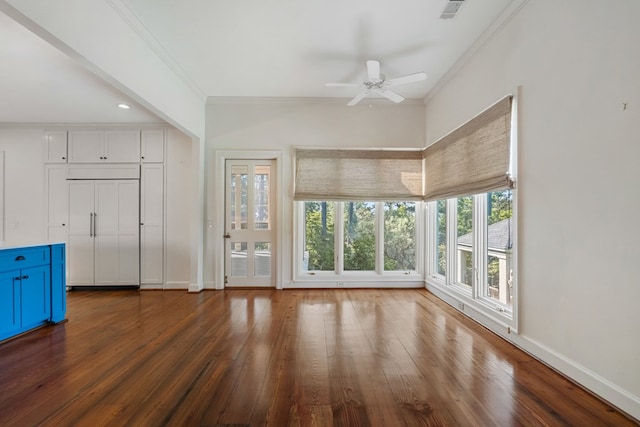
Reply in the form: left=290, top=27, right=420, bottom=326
left=440, top=0, right=465, bottom=20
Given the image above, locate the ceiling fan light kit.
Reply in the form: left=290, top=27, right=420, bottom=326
left=326, top=60, right=426, bottom=106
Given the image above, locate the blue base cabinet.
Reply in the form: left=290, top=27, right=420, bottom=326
left=0, top=243, right=66, bottom=342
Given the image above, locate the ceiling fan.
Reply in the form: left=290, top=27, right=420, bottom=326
left=326, top=60, right=427, bottom=106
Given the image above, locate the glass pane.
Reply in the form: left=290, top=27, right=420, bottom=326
left=486, top=189, right=513, bottom=307
left=254, top=165, right=270, bottom=230
left=254, top=242, right=271, bottom=277
left=344, top=202, right=376, bottom=271
left=384, top=202, right=416, bottom=271
left=456, top=196, right=473, bottom=287
left=436, top=199, right=447, bottom=276
left=303, top=202, right=334, bottom=271
left=230, top=241, right=247, bottom=277
left=230, top=166, right=248, bottom=230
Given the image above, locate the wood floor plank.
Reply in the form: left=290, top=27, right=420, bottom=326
left=0, top=288, right=636, bottom=427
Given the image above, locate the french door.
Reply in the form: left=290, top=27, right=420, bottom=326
left=224, top=160, right=275, bottom=287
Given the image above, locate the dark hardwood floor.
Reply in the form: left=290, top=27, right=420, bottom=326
left=0, top=289, right=635, bottom=426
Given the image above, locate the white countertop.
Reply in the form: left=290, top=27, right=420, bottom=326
left=0, top=241, right=65, bottom=250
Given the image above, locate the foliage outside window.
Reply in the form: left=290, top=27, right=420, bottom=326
left=302, top=201, right=417, bottom=275
left=303, top=202, right=334, bottom=271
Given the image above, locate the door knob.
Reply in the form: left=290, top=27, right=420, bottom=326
left=223, top=232, right=231, bottom=239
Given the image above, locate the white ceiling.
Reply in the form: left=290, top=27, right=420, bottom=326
left=0, top=0, right=517, bottom=124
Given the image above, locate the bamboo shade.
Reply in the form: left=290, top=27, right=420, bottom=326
left=294, top=149, right=423, bottom=201
left=423, top=96, right=513, bottom=201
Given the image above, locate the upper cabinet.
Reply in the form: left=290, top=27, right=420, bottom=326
left=68, top=130, right=140, bottom=163
left=141, top=130, right=165, bottom=163
left=44, top=131, right=68, bottom=163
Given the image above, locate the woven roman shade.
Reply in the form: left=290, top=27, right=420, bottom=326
left=294, top=149, right=423, bottom=201
left=423, top=96, right=514, bottom=201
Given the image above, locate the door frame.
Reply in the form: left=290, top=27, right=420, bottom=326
left=213, top=150, right=283, bottom=290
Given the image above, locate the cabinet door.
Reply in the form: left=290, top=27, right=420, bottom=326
left=0, top=271, right=20, bottom=341
left=67, top=181, right=95, bottom=286
left=46, top=165, right=69, bottom=243
left=20, top=265, right=51, bottom=330
left=105, top=131, right=140, bottom=163
left=141, top=165, right=164, bottom=284
left=141, top=130, right=165, bottom=163
left=68, top=131, right=104, bottom=163
left=44, top=131, right=68, bottom=163
left=94, top=180, right=140, bottom=286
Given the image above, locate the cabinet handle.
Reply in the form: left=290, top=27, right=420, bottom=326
left=14, top=276, right=21, bottom=281
left=15, top=255, right=25, bottom=261
left=89, top=213, right=94, bottom=237
left=22, top=275, right=29, bottom=280
left=62, top=156, right=66, bottom=160
left=93, top=212, right=97, bottom=236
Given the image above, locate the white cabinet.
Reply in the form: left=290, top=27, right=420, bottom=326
left=141, top=130, right=165, bottom=163
left=44, top=131, right=68, bottom=163
left=45, top=165, right=68, bottom=243
left=68, top=130, right=140, bottom=163
left=67, top=180, right=139, bottom=287
left=140, top=165, right=164, bottom=284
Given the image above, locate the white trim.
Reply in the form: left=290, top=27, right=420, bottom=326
left=425, top=0, right=530, bottom=103
left=104, top=0, right=207, bottom=102
left=206, top=97, right=425, bottom=106
left=426, top=280, right=640, bottom=419
left=290, top=280, right=424, bottom=289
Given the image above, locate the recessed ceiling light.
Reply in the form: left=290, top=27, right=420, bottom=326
left=117, top=103, right=131, bottom=110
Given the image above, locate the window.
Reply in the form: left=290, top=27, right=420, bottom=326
left=456, top=196, right=473, bottom=288
left=303, top=202, right=335, bottom=271
left=300, top=201, right=419, bottom=278
left=384, top=202, right=416, bottom=271
left=435, top=199, right=447, bottom=276
left=428, top=189, right=515, bottom=314
left=344, top=202, right=376, bottom=271
left=485, top=189, right=513, bottom=307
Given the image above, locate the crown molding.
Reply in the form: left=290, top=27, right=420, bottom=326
left=425, top=0, right=530, bottom=104
left=206, top=96, right=426, bottom=107
left=105, top=0, right=207, bottom=103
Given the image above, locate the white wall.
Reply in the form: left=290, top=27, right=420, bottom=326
left=0, top=125, right=194, bottom=289
left=205, top=98, right=425, bottom=288
left=164, top=128, right=194, bottom=288
left=425, top=0, right=640, bottom=418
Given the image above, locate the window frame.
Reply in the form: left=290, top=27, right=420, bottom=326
left=426, top=190, right=517, bottom=326
left=295, top=200, right=424, bottom=285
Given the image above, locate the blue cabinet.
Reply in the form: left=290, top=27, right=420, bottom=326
left=0, top=243, right=66, bottom=342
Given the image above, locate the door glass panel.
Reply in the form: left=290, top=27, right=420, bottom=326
left=254, top=165, right=270, bottom=230
left=230, top=166, right=248, bottom=230
left=344, top=201, right=376, bottom=271
left=254, top=242, right=271, bottom=276
left=230, top=242, right=248, bottom=277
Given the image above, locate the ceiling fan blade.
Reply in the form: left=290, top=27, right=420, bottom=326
left=380, top=90, right=405, bottom=103
left=325, top=83, right=361, bottom=87
left=367, top=60, right=380, bottom=81
left=386, top=72, right=427, bottom=87
left=347, top=91, right=369, bottom=106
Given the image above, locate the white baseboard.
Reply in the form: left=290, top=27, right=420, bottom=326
left=425, top=282, right=640, bottom=420
left=188, top=282, right=203, bottom=293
